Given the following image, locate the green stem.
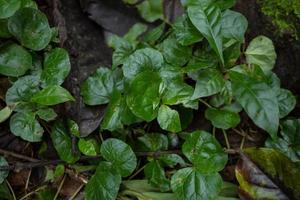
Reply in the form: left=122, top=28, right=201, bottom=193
left=222, top=129, right=231, bottom=149
left=199, top=99, right=212, bottom=108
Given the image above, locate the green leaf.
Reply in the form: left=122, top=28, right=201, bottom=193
left=10, top=112, right=43, bottom=142
left=144, top=23, right=165, bottom=44
left=182, top=130, right=228, bottom=173
left=36, top=108, right=57, bottom=122
left=236, top=148, right=300, bottom=199
left=158, top=35, right=192, bottom=66
left=230, top=71, right=279, bottom=138
left=266, top=119, right=300, bottom=161
left=276, top=89, right=296, bottom=118
left=0, top=106, right=12, bottom=123
left=50, top=121, right=80, bottom=164
left=112, top=40, right=134, bottom=68
left=221, top=10, right=248, bottom=42
left=41, top=48, right=71, bottom=87
left=81, top=68, right=114, bottom=105
left=173, top=15, right=203, bottom=46
left=0, top=19, right=11, bottom=38
left=192, top=68, right=225, bottom=99
left=126, top=71, right=162, bottom=122
left=31, top=85, right=74, bottom=106
left=100, top=138, right=137, bottom=177
left=67, top=119, right=80, bottom=138
left=0, top=0, right=20, bottom=19
left=20, top=0, right=38, bottom=9
left=5, top=75, right=40, bottom=105
left=124, top=23, right=148, bottom=43
left=159, top=154, right=186, bottom=167
left=171, top=167, right=223, bottom=200
left=0, top=43, right=32, bottom=77
left=245, top=36, right=277, bottom=72
left=78, top=138, right=99, bottom=156
left=123, top=48, right=164, bottom=80
left=188, top=4, right=224, bottom=65
left=85, top=162, right=121, bottom=200
left=0, top=182, right=13, bottom=200
left=138, top=133, right=168, bottom=151
left=145, top=160, right=170, bottom=192
left=157, top=105, right=181, bottom=133
left=137, top=0, right=163, bottom=22
left=8, top=8, right=52, bottom=50
left=205, top=108, right=240, bottom=129
left=215, top=0, right=236, bottom=9
left=53, top=164, right=65, bottom=178
left=0, top=157, right=9, bottom=184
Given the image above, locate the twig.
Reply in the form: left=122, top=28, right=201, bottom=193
left=68, top=183, right=84, bottom=200
left=222, top=129, right=231, bottom=149
left=19, top=185, right=47, bottom=200
left=199, top=99, right=212, bottom=108
left=0, top=148, right=37, bottom=162
left=6, top=180, right=16, bottom=200
left=54, top=175, right=66, bottom=200
left=128, top=164, right=146, bottom=180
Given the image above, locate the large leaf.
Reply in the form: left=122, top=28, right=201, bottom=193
left=100, top=138, right=137, bottom=177
left=221, top=10, right=248, bottom=42
left=276, top=88, right=296, bottom=118
left=230, top=70, right=279, bottom=138
left=8, top=8, right=52, bottom=50
left=157, top=105, right=181, bottom=133
left=5, top=75, right=40, bottom=105
left=192, top=68, right=225, bottom=99
left=31, top=85, right=74, bottom=106
left=50, top=121, right=80, bottom=164
left=85, top=162, right=121, bottom=200
left=266, top=119, right=300, bottom=161
left=144, top=160, right=170, bottom=192
left=10, top=112, right=43, bottom=142
left=123, top=48, right=164, bottom=80
left=41, top=48, right=71, bottom=87
left=0, top=0, right=20, bottom=19
left=188, top=3, right=224, bottom=65
left=0, top=157, right=9, bottom=184
left=0, top=43, right=32, bottom=77
left=171, top=167, right=223, bottom=200
left=245, top=36, right=277, bottom=72
left=205, top=108, right=240, bottom=129
left=126, top=71, right=162, bottom=122
left=182, top=130, right=228, bottom=173
left=236, top=148, right=300, bottom=199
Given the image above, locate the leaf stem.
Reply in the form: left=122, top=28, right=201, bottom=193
left=54, top=175, right=66, bottom=200
left=222, top=129, right=231, bottom=149
left=199, top=99, right=212, bottom=108
left=6, top=180, right=16, bottom=200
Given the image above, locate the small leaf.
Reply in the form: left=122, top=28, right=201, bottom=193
left=85, top=162, right=121, bottom=200
left=145, top=160, right=170, bottom=192
left=126, top=71, right=162, bottom=122
left=0, top=182, right=13, bottom=200
left=157, top=105, right=181, bottom=133
left=0, top=157, right=9, bottom=184
left=245, top=36, right=277, bottom=72
left=78, top=138, right=99, bottom=156
left=138, top=133, right=168, bottom=151
left=230, top=71, right=279, bottom=138
left=236, top=148, right=300, bottom=199
left=10, top=112, right=43, bottom=142
left=0, top=19, right=11, bottom=38
left=182, top=130, right=227, bottom=173
left=8, top=8, right=52, bottom=50
left=36, top=108, right=57, bottom=121
left=0, top=43, right=32, bottom=77
left=124, top=23, right=148, bottom=43
left=0, top=106, right=12, bottom=123
left=159, top=154, right=185, bottom=167
left=41, top=48, right=71, bottom=87
left=31, top=85, right=74, bottom=106
left=67, top=119, right=80, bottom=138
left=192, top=68, right=225, bottom=99
left=0, top=0, right=20, bottom=19
left=188, top=3, right=224, bottom=65
left=51, top=121, right=80, bottom=164
left=137, top=0, right=163, bottom=22
left=276, top=88, right=296, bottom=118
left=205, top=108, right=240, bottom=129
left=81, top=68, right=114, bottom=105
left=171, top=167, right=223, bottom=200
left=100, top=138, right=137, bottom=177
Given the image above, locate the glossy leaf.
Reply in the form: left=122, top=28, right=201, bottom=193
left=171, top=167, right=223, bottom=200
left=277, top=88, right=296, bottom=118
left=78, top=138, right=99, bottom=156
left=51, top=121, right=80, bottom=164
left=137, top=133, right=168, bottom=151
left=0, top=0, right=20, bottom=19
left=0, top=157, right=9, bottom=184
left=188, top=4, right=224, bottom=65
left=236, top=148, right=300, bottom=199
left=182, top=130, right=227, bottom=173
left=8, top=8, right=52, bottom=50
left=0, top=106, right=12, bottom=123
left=85, top=162, right=121, bottom=200
left=205, top=108, right=240, bottom=129
left=36, top=108, right=57, bottom=122
left=192, top=68, right=225, bottom=99
left=31, top=85, right=74, bottom=106
left=10, top=112, right=43, bottom=142
left=41, top=48, right=71, bottom=87
left=0, top=43, right=32, bottom=77
left=157, top=105, right=181, bottom=133
left=100, top=138, right=137, bottom=177
left=126, top=71, right=162, bottom=122
left=230, top=71, right=279, bottom=138
left=245, top=36, right=277, bottom=72
left=159, top=154, right=185, bottom=167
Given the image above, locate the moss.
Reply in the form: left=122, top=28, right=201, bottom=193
left=257, top=0, right=300, bottom=39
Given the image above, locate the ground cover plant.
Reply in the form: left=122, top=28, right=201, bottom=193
left=0, top=0, right=299, bottom=199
